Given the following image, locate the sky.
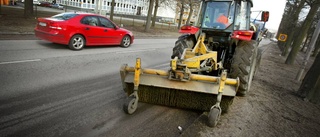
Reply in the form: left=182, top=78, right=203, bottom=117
left=251, top=0, right=287, bottom=31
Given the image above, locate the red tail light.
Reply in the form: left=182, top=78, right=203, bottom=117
left=181, top=25, right=192, bottom=30
left=49, top=21, right=62, bottom=30
left=231, top=30, right=254, bottom=41
left=179, top=25, right=199, bottom=34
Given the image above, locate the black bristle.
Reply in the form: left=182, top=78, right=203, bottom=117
left=125, top=83, right=234, bottom=113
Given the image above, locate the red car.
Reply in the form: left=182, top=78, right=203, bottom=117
left=34, top=12, right=134, bottom=50
left=38, top=1, right=51, bottom=7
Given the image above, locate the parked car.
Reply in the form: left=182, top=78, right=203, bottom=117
left=33, top=0, right=40, bottom=5
left=38, top=1, right=51, bottom=7
left=34, top=12, right=134, bottom=50
left=50, top=3, right=63, bottom=10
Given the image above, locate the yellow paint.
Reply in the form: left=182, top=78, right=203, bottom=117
left=218, top=71, right=227, bottom=92
left=133, top=58, right=141, bottom=90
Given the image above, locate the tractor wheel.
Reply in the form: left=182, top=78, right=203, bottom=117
left=171, top=34, right=195, bottom=59
left=230, top=40, right=258, bottom=96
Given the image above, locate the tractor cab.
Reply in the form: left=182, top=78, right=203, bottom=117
left=201, top=1, right=234, bottom=30
left=180, top=0, right=269, bottom=42
left=196, top=0, right=252, bottom=32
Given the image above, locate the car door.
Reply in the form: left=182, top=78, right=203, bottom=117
left=97, top=16, right=122, bottom=45
left=80, top=16, right=110, bottom=45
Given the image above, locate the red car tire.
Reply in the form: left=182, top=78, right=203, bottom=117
left=68, top=34, right=85, bottom=50
left=120, top=35, right=131, bottom=48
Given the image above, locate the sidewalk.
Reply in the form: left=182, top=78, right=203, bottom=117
left=0, top=5, right=180, bottom=39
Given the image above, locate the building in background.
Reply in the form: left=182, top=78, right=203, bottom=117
left=56, top=0, right=149, bottom=15
left=55, top=0, right=180, bottom=24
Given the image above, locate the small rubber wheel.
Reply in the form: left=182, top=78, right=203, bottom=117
left=120, top=35, right=131, bottom=48
left=208, top=108, right=221, bottom=127
left=123, top=96, right=138, bottom=114
left=68, top=34, right=85, bottom=50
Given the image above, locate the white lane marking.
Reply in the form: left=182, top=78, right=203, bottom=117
left=0, top=59, right=41, bottom=65
left=116, top=49, right=156, bottom=54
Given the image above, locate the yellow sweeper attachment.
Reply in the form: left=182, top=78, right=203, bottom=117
left=120, top=33, right=239, bottom=127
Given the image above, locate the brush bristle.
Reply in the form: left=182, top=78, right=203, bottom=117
left=125, top=83, right=234, bottom=113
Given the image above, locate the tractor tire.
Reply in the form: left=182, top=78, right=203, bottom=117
left=230, top=40, right=258, bottom=96
left=171, top=34, right=195, bottom=59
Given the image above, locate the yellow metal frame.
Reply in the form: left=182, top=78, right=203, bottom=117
left=123, top=65, right=238, bottom=86
left=171, top=33, right=219, bottom=70
left=133, top=58, right=141, bottom=91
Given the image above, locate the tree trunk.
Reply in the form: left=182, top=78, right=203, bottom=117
left=300, top=38, right=308, bottom=52
left=145, top=0, right=154, bottom=32
left=109, top=0, right=115, bottom=21
left=281, top=0, right=306, bottom=56
left=24, top=0, right=34, bottom=18
left=177, top=0, right=184, bottom=29
left=276, top=1, right=297, bottom=52
left=300, top=31, right=313, bottom=52
left=186, top=0, right=193, bottom=25
left=285, top=3, right=320, bottom=64
left=151, top=0, right=159, bottom=27
left=312, top=36, right=320, bottom=56
left=298, top=52, right=320, bottom=104
left=0, top=1, right=2, bottom=15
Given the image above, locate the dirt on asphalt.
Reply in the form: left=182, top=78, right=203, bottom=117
left=181, top=43, right=320, bottom=137
left=1, top=5, right=320, bottom=137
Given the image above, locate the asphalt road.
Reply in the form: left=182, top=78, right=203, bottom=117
left=0, top=39, right=201, bottom=137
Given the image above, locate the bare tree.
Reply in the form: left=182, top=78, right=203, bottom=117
left=177, top=0, right=185, bottom=29
left=278, top=0, right=306, bottom=56
left=311, top=11, right=320, bottom=56
left=151, top=0, right=159, bottom=28
left=145, top=0, right=155, bottom=32
left=298, top=52, right=320, bottom=104
left=285, top=0, right=320, bottom=64
left=109, top=0, right=115, bottom=21
left=185, top=0, right=200, bottom=25
left=312, top=36, right=320, bottom=56
left=24, top=0, right=34, bottom=18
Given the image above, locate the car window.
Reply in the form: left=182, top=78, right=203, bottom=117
left=99, top=17, right=115, bottom=28
left=52, top=13, right=78, bottom=20
left=81, top=16, right=99, bottom=26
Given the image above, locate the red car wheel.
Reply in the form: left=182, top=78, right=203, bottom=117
left=68, top=34, right=85, bottom=50
left=120, top=35, right=131, bottom=48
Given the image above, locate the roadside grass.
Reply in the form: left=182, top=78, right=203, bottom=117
left=0, top=6, right=181, bottom=37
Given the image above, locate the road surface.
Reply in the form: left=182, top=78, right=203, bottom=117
left=0, top=38, right=201, bottom=137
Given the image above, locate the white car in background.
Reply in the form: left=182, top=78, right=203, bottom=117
left=51, top=3, right=64, bottom=10
left=33, top=0, right=40, bottom=5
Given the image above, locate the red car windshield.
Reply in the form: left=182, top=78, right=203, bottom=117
left=52, top=13, right=79, bottom=20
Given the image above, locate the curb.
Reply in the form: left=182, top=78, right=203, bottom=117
left=0, top=32, right=178, bottom=39
left=0, top=32, right=35, bottom=35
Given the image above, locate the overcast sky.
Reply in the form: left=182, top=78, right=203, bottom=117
left=251, top=0, right=287, bottom=31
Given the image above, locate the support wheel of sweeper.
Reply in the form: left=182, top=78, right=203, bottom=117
left=123, top=96, right=138, bottom=114
left=208, top=108, right=221, bottom=127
